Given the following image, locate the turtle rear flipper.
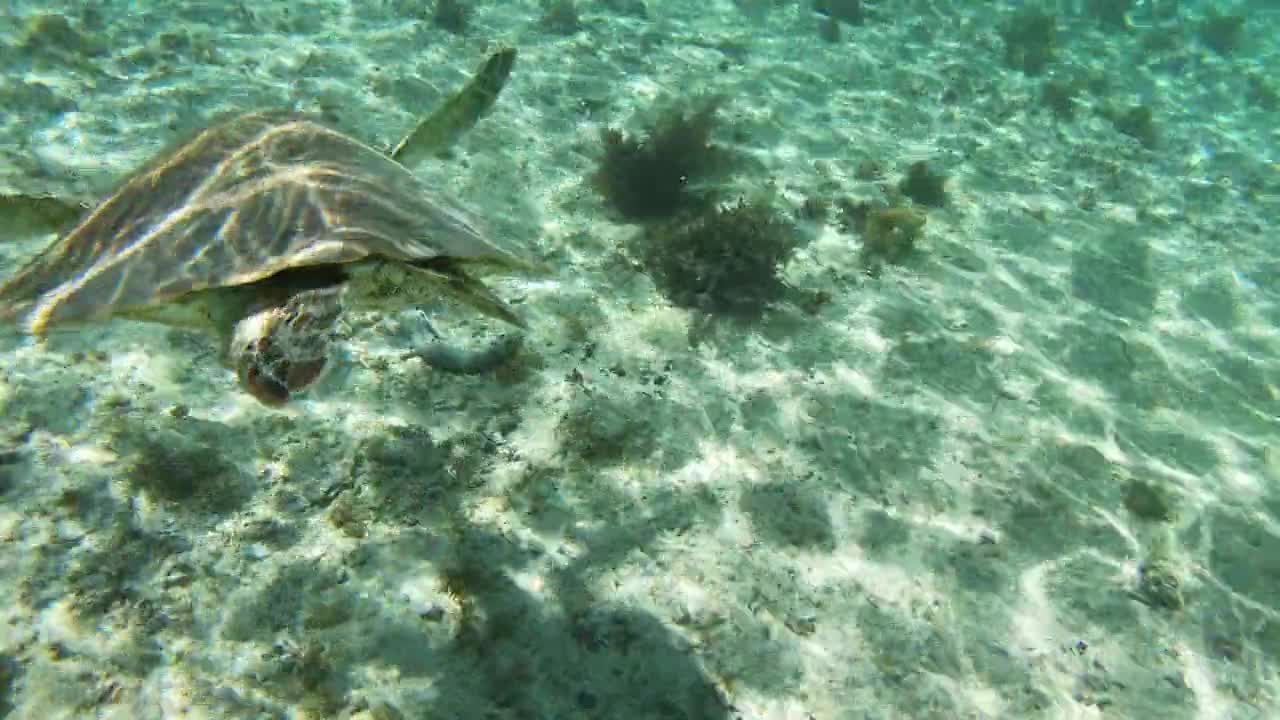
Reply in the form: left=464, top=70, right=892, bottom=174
left=0, top=194, right=87, bottom=332
left=391, top=47, right=517, bottom=167
left=0, top=194, right=87, bottom=241
left=410, top=259, right=527, bottom=329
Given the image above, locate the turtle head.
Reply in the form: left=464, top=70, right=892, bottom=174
left=227, top=288, right=343, bottom=406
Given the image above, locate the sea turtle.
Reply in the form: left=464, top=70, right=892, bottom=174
left=0, top=48, right=535, bottom=406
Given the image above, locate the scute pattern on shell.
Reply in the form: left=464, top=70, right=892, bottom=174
left=0, top=111, right=519, bottom=335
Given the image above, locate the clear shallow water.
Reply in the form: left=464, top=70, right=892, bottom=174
left=0, top=1, right=1277, bottom=718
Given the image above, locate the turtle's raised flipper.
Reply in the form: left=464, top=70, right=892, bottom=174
left=391, top=47, right=517, bottom=167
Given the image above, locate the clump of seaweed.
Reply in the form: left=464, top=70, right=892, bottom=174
left=818, top=15, right=842, bottom=43
left=592, top=97, right=731, bottom=221
left=633, top=199, right=800, bottom=320
left=112, top=422, right=250, bottom=514
left=999, top=9, right=1056, bottom=75
left=834, top=197, right=871, bottom=235
left=1123, top=478, right=1175, bottom=522
left=1139, top=15, right=1193, bottom=54
left=433, top=0, right=469, bottom=34
left=1041, top=79, right=1081, bottom=119
left=557, top=392, right=659, bottom=464
left=66, top=514, right=188, bottom=618
left=1108, top=103, right=1157, bottom=148
left=1197, top=10, right=1245, bottom=55
left=1246, top=72, right=1278, bottom=111
left=854, top=158, right=886, bottom=181
left=20, top=13, right=106, bottom=56
left=541, top=0, right=582, bottom=35
left=860, top=206, right=927, bottom=264
left=899, top=161, right=949, bottom=207
left=814, top=0, right=864, bottom=26
left=1084, top=0, right=1133, bottom=32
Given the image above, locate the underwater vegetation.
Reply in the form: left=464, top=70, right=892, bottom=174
left=21, top=13, right=106, bottom=56
left=1107, top=104, right=1157, bottom=149
left=898, top=161, right=949, bottom=208
left=811, top=0, right=866, bottom=42
left=818, top=16, right=842, bottom=44
left=1084, top=0, right=1133, bottom=32
left=837, top=199, right=927, bottom=266
left=831, top=155, right=934, bottom=266
left=592, top=97, right=732, bottom=222
left=1246, top=72, right=1278, bottom=111
left=110, top=417, right=251, bottom=514
left=1124, top=479, right=1175, bottom=523
left=1041, top=79, right=1081, bottom=120
left=1035, top=64, right=1159, bottom=147
left=433, top=0, right=469, bottom=34
left=813, top=0, right=864, bottom=26
left=541, top=0, right=582, bottom=35
left=556, top=391, right=661, bottom=464
left=592, top=95, right=807, bottom=322
left=861, top=206, right=927, bottom=265
left=632, top=199, right=801, bottom=321
left=1197, top=10, right=1245, bottom=56
left=17, top=12, right=108, bottom=74
left=999, top=9, right=1056, bottom=75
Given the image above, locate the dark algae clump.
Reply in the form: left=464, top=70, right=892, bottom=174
left=541, top=0, right=583, bottom=35
left=899, top=161, right=949, bottom=208
left=1084, top=0, right=1133, bottom=32
left=813, top=0, right=864, bottom=26
left=860, top=206, right=927, bottom=264
left=633, top=199, right=801, bottom=321
left=592, top=98, right=731, bottom=221
left=1197, top=10, right=1245, bottom=56
left=999, top=9, right=1056, bottom=75
left=1108, top=104, right=1157, bottom=148
left=432, top=0, right=469, bottom=34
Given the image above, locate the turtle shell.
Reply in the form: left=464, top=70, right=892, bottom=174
left=0, top=110, right=528, bottom=336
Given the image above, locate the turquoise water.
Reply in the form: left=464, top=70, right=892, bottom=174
left=0, top=1, right=1277, bottom=718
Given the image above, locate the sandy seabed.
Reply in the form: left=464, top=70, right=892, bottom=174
left=0, top=1, right=1278, bottom=718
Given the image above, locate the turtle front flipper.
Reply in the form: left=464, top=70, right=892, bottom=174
left=390, top=47, right=517, bottom=166
left=228, top=286, right=344, bottom=406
